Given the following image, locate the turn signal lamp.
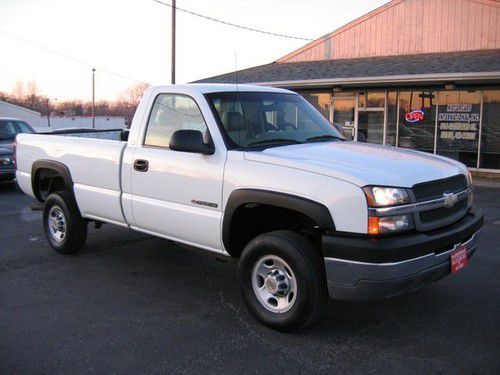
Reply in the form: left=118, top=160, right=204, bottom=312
left=368, top=217, right=380, bottom=235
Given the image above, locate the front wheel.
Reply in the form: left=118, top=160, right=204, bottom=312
left=43, top=191, right=87, bottom=254
left=238, top=230, right=328, bottom=331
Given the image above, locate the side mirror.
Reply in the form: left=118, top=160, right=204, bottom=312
left=120, top=130, right=129, bottom=141
left=169, top=129, right=215, bottom=155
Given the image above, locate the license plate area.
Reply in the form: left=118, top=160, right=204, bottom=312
left=450, top=245, right=468, bottom=273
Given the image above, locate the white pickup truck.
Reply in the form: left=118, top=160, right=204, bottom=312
left=15, top=84, right=483, bottom=331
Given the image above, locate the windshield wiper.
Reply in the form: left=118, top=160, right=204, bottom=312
left=247, top=138, right=303, bottom=147
left=305, top=135, right=343, bottom=143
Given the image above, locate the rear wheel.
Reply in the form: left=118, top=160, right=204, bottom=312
left=238, top=230, right=328, bottom=331
left=43, top=191, right=87, bottom=254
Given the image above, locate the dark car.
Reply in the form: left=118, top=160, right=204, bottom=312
left=0, top=118, right=36, bottom=181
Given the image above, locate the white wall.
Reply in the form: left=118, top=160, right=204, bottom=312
left=0, top=100, right=41, bottom=127
left=1, top=100, right=125, bottom=131
left=39, top=116, right=125, bottom=130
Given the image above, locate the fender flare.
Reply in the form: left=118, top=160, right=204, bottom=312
left=222, top=189, right=335, bottom=251
left=31, top=160, right=74, bottom=202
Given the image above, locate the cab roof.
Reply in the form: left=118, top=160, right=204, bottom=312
left=0, top=117, right=26, bottom=121
left=150, top=83, right=295, bottom=95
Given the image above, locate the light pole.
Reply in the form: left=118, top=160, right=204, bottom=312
left=92, top=68, right=96, bottom=129
left=46, top=97, right=57, bottom=128
left=171, top=0, right=176, bottom=84
left=46, top=98, right=51, bottom=127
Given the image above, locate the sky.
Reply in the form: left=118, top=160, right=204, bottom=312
left=0, top=0, right=389, bottom=101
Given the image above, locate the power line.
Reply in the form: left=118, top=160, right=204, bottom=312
left=152, top=0, right=314, bottom=41
left=0, top=29, right=148, bottom=84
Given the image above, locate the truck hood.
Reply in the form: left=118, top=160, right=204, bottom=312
left=244, top=141, right=466, bottom=187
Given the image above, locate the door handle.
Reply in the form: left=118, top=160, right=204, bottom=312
left=133, top=159, right=149, bottom=172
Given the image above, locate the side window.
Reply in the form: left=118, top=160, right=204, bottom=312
left=0, top=121, right=16, bottom=137
left=15, top=121, right=34, bottom=134
left=144, top=94, right=208, bottom=148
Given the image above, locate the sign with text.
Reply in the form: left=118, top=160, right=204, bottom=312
left=405, top=109, right=425, bottom=123
left=438, top=104, right=479, bottom=143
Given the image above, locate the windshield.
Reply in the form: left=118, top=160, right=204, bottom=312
left=0, top=120, right=34, bottom=140
left=207, top=92, right=344, bottom=149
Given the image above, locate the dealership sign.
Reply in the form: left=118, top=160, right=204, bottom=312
left=405, top=110, right=424, bottom=123
left=438, top=104, right=479, bottom=142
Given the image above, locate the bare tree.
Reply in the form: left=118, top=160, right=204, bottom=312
left=27, top=80, right=40, bottom=97
left=55, top=100, right=84, bottom=116
left=24, top=80, right=41, bottom=108
left=120, top=83, right=150, bottom=106
left=3, top=81, right=147, bottom=125
left=12, top=80, right=25, bottom=99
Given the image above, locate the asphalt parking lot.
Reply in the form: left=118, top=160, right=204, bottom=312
left=0, top=180, right=499, bottom=374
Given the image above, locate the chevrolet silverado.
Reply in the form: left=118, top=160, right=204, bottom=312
left=15, top=84, right=483, bottom=331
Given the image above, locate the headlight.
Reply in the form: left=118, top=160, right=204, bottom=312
left=363, top=186, right=410, bottom=207
left=466, top=170, right=473, bottom=207
left=1, top=155, right=12, bottom=165
left=368, top=215, right=414, bottom=235
left=466, top=170, right=473, bottom=187
left=364, top=186, right=413, bottom=235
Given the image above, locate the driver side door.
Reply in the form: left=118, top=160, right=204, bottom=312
left=128, top=93, right=225, bottom=253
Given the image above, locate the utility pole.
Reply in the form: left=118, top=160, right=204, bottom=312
left=92, top=68, right=96, bottom=129
left=171, top=0, right=176, bottom=84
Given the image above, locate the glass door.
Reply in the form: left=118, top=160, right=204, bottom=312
left=332, top=96, right=356, bottom=140
left=357, top=111, right=384, bottom=144
left=356, top=92, right=386, bottom=144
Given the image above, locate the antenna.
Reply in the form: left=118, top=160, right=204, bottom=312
left=234, top=50, right=239, bottom=92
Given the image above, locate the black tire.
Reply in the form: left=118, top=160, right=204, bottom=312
left=238, top=230, right=328, bottom=331
left=43, top=191, right=87, bottom=254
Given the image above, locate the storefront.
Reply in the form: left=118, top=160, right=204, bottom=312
left=299, top=89, right=499, bottom=170
left=197, top=0, right=500, bottom=172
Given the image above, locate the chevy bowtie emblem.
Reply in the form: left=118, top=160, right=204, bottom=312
left=443, top=192, right=458, bottom=208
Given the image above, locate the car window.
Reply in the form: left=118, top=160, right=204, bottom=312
left=144, top=94, right=208, bottom=148
left=15, top=121, right=34, bottom=134
left=0, top=121, right=17, bottom=139
left=207, top=92, right=344, bottom=148
left=0, top=120, right=33, bottom=139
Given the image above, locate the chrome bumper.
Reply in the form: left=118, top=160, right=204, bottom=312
left=325, top=229, right=481, bottom=301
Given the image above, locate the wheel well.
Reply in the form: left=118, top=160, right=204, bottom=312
left=226, top=203, right=322, bottom=258
left=33, top=168, right=68, bottom=202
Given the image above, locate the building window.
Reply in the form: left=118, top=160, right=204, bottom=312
left=299, top=92, right=331, bottom=120
left=480, top=90, right=500, bottom=169
left=436, top=91, right=481, bottom=168
left=366, top=92, right=385, bottom=108
left=357, top=92, right=386, bottom=109
left=398, top=91, right=437, bottom=153
left=386, top=92, right=398, bottom=146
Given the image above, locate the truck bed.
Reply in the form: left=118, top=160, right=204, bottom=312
left=37, top=128, right=127, bottom=141
left=16, top=133, right=128, bottom=225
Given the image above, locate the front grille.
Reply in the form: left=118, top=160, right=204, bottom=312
left=412, top=174, right=467, bottom=202
left=419, top=198, right=468, bottom=223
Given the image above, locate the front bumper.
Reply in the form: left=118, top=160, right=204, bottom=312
left=323, top=208, right=483, bottom=301
left=0, top=168, right=16, bottom=181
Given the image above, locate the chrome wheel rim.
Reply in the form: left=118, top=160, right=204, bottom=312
left=251, top=255, right=297, bottom=313
left=48, top=206, right=66, bottom=243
